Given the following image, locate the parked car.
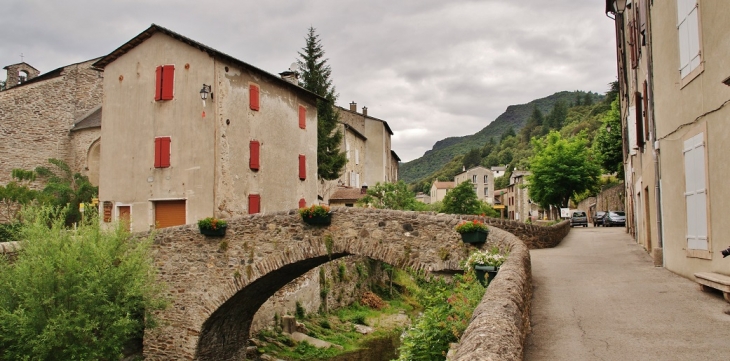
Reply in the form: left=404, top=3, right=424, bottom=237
left=593, top=211, right=606, bottom=227
left=602, top=211, right=626, bottom=227
left=570, top=211, right=588, bottom=227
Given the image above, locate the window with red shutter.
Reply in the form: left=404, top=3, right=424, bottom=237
left=249, top=194, right=261, bottom=214
left=155, top=65, right=175, bottom=101
left=634, top=92, right=644, bottom=149
left=154, top=137, right=171, bottom=168
left=299, top=154, right=306, bottom=180
left=250, top=140, right=260, bottom=171
left=299, top=106, right=306, bottom=129
left=250, top=84, right=260, bottom=111
left=298, top=198, right=306, bottom=209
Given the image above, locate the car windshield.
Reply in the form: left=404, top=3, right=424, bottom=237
left=610, top=211, right=625, bottom=216
left=596, top=212, right=605, bottom=216
left=573, top=212, right=586, bottom=217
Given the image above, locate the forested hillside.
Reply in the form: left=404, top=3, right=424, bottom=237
left=400, top=90, right=602, bottom=183
left=409, top=84, right=620, bottom=195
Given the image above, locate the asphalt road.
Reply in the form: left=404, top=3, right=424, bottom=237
left=525, top=226, right=730, bottom=361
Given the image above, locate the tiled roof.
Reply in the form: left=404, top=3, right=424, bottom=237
left=432, top=181, right=455, bottom=189
left=71, top=106, right=102, bottom=131
left=330, top=187, right=367, bottom=201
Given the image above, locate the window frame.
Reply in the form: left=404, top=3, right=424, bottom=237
left=676, top=0, right=704, bottom=87
left=682, top=124, right=711, bottom=259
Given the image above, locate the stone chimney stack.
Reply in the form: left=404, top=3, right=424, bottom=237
left=3, top=62, right=40, bottom=90
left=279, top=70, right=299, bottom=85
left=362, top=106, right=368, bottom=117
left=350, top=101, right=357, bottom=112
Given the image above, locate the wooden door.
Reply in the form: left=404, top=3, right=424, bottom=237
left=118, top=206, right=131, bottom=232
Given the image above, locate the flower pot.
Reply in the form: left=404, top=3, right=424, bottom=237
left=459, top=229, right=488, bottom=244
left=302, top=213, right=332, bottom=226
left=200, top=225, right=227, bottom=237
left=474, top=264, right=499, bottom=287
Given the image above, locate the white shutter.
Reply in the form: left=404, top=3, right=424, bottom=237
left=355, top=173, right=360, bottom=188
left=683, top=133, right=708, bottom=250
left=355, top=149, right=359, bottom=165
left=677, top=0, right=700, bottom=78
left=628, top=107, right=637, bottom=154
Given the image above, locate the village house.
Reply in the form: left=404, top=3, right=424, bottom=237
left=453, top=166, right=495, bottom=205
left=93, top=24, right=321, bottom=232
left=0, top=60, right=103, bottom=196
left=506, top=171, right=535, bottom=221
left=429, top=181, right=454, bottom=204
left=606, top=0, right=730, bottom=277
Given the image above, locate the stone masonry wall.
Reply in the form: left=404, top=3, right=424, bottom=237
left=0, top=59, right=103, bottom=186
left=481, top=217, right=571, bottom=249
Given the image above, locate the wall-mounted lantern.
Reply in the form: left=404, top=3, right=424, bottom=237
left=200, top=84, right=213, bottom=106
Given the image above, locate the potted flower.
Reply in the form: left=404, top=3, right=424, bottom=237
left=198, top=217, right=228, bottom=236
left=464, top=247, right=508, bottom=286
left=454, top=219, right=489, bottom=243
left=299, top=204, right=331, bottom=226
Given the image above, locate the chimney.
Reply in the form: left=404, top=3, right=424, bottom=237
left=279, top=70, right=299, bottom=85
left=362, top=106, right=368, bottom=117
left=361, top=183, right=368, bottom=194
left=350, top=101, right=357, bottom=112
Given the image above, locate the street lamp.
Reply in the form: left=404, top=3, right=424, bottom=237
left=613, top=0, right=627, bottom=14
left=200, top=84, right=212, bottom=107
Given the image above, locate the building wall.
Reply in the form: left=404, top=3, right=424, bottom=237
left=100, top=33, right=318, bottom=231
left=649, top=1, right=730, bottom=277
left=364, top=117, right=389, bottom=186
left=454, top=166, right=494, bottom=204
left=0, top=59, right=102, bottom=186
left=69, top=128, right=101, bottom=186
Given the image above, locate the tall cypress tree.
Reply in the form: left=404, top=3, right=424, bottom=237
left=297, top=27, right=347, bottom=180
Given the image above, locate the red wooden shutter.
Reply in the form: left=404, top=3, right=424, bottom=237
left=634, top=92, right=644, bottom=149
left=249, top=194, right=261, bottom=214
left=299, top=106, right=306, bottom=129
left=155, top=66, right=162, bottom=101
left=250, top=84, right=260, bottom=111
left=299, top=154, right=306, bottom=180
left=298, top=198, right=306, bottom=209
left=155, top=137, right=171, bottom=168
left=161, top=65, right=175, bottom=100
left=250, top=140, right=260, bottom=170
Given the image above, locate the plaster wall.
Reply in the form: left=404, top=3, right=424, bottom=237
left=454, top=166, right=494, bottom=204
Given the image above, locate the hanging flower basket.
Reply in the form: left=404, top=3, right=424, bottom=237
left=299, top=205, right=332, bottom=226
left=455, top=220, right=489, bottom=244
left=465, top=247, right=508, bottom=287
left=198, top=217, right=228, bottom=237
left=474, top=265, right=499, bottom=287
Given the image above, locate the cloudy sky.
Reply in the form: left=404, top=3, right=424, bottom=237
left=1, top=0, right=616, bottom=162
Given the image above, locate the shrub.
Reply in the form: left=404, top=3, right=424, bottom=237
left=454, top=219, right=488, bottom=233
left=198, top=217, right=227, bottom=230
left=298, top=204, right=330, bottom=218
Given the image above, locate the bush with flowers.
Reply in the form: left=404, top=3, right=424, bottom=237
left=298, top=204, right=330, bottom=219
left=197, top=217, right=227, bottom=231
left=454, top=219, right=488, bottom=233
left=463, top=247, right=508, bottom=272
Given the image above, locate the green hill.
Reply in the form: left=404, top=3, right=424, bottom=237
left=399, top=91, right=595, bottom=183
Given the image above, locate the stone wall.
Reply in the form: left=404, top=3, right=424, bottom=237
left=597, top=183, right=625, bottom=212
left=481, top=217, right=571, bottom=249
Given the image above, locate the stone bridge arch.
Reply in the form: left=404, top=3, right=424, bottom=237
left=144, top=208, right=487, bottom=360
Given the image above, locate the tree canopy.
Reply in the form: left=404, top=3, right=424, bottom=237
left=442, top=181, right=481, bottom=215
left=527, top=131, right=601, bottom=209
left=357, top=181, right=423, bottom=211
left=592, top=97, right=624, bottom=178
left=297, top=27, right=347, bottom=180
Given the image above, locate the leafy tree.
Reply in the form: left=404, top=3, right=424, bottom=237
left=442, top=181, right=481, bottom=214
left=298, top=27, right=347, bottom=180
left=494, top=175, right=510, bottom=190
left=357, top=181, right=422, bottom=210
left=500, top=126, right=516, bottom=142
left=462, top=148, right=481, bottom=169
left=527, top=131, right=601, bottom=209
left=0, top=206, right=167, bottom=360
left=593, top=97, right=624, bottom=178
left=545, top=100, right=568, bottom=130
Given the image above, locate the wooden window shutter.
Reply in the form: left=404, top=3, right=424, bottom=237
left=299, top=105, right=306, bottom=129
left=161, top=65, right=175, bottom=100
left=250, top=140, right=260, bottom=171
left=155, top=66, right=163, bottom=101
left=298, top=198, right=306, bottom=209
left=249, top=194, right=261, bottom=214
left=299, top=154, right=306, bottom=180
left=155, top=137, right=171, bottom=168
left=250, top=84, right=260, bottom=111
left=634, top=92, right=644, bottom=149
left=642, top=81, right=649, bottom=141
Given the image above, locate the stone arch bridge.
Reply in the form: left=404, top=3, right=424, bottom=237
left=145, top=207, right=502, bottom=360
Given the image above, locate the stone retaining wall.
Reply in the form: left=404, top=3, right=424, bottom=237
left=482, top=218, right=571, bottom=249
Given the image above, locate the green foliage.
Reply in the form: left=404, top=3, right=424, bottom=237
left=0, top=206, right=167, bottom=360
left=0, top=222, right=21, bottom=242
left=592, top=96, right=624, bottom=178
left=442, top=181, right=481, bottom=215
left=299, top=204, right=331, bottom=218
left=454, top=219, right=488, bottom=233
left=461, top=148, right=481, bottom=169
left=298, top=27, right=347, bottom=180
left=527, top=131, right=601, bottom=208
left=357, top=181, right=421, bottom=211
left=463, top=247, right=508, bottom=271
left=477, top=201, right=500, bottom=218
left=197, top=217, right=227, bottom=230
left=295, top=301, right=306, bottom=319
left=396, top=274, right=485, bottom=360
left=494, top=175, right=510, bottom=190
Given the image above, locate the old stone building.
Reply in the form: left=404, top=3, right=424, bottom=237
left=454, top=166, right=495, bottom=204
left=0, top=59, right=103, bottom=191
left=506, top=171, right=536, bottom=221
left=93, top=24, right=320, bottom=232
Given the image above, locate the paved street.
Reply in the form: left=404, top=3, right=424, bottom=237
left=525, top=226, right=730, bottom=360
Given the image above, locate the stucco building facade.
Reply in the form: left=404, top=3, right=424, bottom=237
left=454, top=166, right=495, bottom=205
left=94, top=25, right=320, bottom=232
left=607, top=0, right=730, bottom=276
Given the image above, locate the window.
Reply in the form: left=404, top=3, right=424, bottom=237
left=155, top=65, right=175, bottom=101
left=299, top=106, right=306, bottom=129
left=484, top=188, right=489, bottom=196
left=472, top=175, right=477, bottom=183
left=299, top=154, right=306, bottom=180
left=355, top=149, right=360, bottom=165
left=634, top=92, right=644, bottom=150
left=346, top=141, right=350, bottom=160
left=683, top=132, right=709, bottom=256
left=250, top=84, right=260, bottom=111
left=250, top=140, right=260, bottom=171
left=484, top=175, right=488, bottom=184
left=249, top=194, right=261, bottom=214
left=154, top=137, right=171, bottom=168
left=154, top=200, right=185, bottom=229
left=677, top=0, right=701, bottom=79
